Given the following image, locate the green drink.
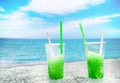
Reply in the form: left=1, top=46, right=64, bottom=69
left=48, top=55, right=64, bottom=79
left=45, top=43, right=65, bottom=80
left=87, top=51, right=104, bottom=79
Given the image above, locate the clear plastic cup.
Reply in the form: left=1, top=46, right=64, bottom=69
left=85, top=42, right=105, bottom=79
left=45, top=43, right=64, bottom=80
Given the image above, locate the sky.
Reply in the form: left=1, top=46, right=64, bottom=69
left=0, top=0, right=120, bottom=39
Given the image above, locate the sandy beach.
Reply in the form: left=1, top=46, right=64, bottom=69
left=0, top=58, right=120, bottom=83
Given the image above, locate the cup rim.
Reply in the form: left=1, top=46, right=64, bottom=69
left=86, top=41, right=106, bottom=44
left=45, top=43, right=65, bottom=46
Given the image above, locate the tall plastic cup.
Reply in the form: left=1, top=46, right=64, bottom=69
left=45, top=43, right=64, bottom=80
left=85, top=42, right=105, bottom=79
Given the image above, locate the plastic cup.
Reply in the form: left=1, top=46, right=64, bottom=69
left=45, top=43, right=64, bottom=80
left=85, top=42, right=105, bottom=79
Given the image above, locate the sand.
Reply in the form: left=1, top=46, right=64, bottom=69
left=0, top=58, right=120, bottom=83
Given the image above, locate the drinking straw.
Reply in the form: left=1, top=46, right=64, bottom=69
left=100, top=31, right=104, bottom=55
left=79, top=23, right=87, bottom=45
left=46, top=32, right=55, bottom=56
left=60, top=21, right=63, bottom=55
left=79, top=23, right=88, bottom=52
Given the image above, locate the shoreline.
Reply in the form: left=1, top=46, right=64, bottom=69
left=0, top=58, right=119, bottom=68
left=0, top=58, right=120, bottom=83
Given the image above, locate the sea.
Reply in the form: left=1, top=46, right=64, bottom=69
left=0, top=38, right=120, bottom=65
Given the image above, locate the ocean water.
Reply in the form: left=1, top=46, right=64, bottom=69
left=0, top=38, right=120, bottom=65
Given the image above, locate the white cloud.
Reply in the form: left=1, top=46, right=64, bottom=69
left=0, top=11, right=45, bottom=28
left=0, top=7, right=5, bottom=12
left=59, top=13, right=120, bottom=38
left=0, top=12, right=120, bottom=39
left=64, top=13, right=120, bottom=28
left=0, top=11, right=27, bottom=20
left=0, top=11, right=47, bottom=38
left=0, top=24, right=59, bottom=39
left=20, top=0, right=105, bottom=14
left=0, top=29, right=45, bottom=39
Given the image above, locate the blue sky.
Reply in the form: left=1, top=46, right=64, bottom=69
left=0, top=0, right=120, bottom=39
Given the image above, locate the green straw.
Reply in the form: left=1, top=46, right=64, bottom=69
left=60, top=21, right=63, bottom=55
left=79, top=23, right=87, bottom=45
left=79, top=23, right=89, bottom=52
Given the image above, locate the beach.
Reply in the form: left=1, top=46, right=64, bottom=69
left=0, top=58, right=120, bottom=83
